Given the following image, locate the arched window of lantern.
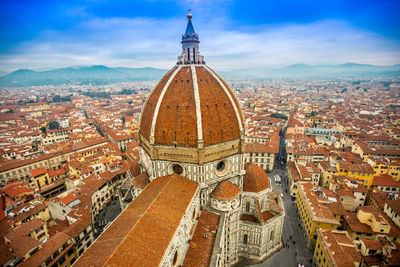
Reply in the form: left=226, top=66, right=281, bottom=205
left=243, top=234, right=248, bottom=245
left=245, top=201, right=250, bottom=212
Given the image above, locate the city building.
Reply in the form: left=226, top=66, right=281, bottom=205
left=343, top=206, right=400, bottom=243
left=336, top=161, right=375, bottom=189
left=296, top=182, right=341, bottom=248
left=245, top=142, right=278, bottom=171
left=314, top=229, right=361, bottom=267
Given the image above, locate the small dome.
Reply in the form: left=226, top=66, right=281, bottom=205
left=211, top=180, right=241, bottom=200
left=243, top=163, right=269, bottom=193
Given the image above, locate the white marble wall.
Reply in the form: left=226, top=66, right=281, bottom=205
left=160, top=191, right=200, bottom=267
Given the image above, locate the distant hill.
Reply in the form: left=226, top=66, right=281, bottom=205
left=0, top=65, right=167, bottom=87
left=0, top=63, right=399, bottom=87
left=219, top=63, right=400, bottom=80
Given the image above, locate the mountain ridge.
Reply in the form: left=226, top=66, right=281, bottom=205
left=0, top=63, right=399, bottom=87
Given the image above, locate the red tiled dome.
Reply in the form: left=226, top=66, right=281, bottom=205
left=211, top=180, right=241, bottom=200
left=139, top=65, right=243, bottom=148
left=243, top=163, right=269, bottom=193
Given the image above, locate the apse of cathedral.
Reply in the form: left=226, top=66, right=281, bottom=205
left=75, top=12, right=285, bottom=267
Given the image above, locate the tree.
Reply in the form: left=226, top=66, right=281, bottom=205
left=48, top=121, right=60, bottom=130
left=270, top=113, right=288, bottom=120
left=40, top=126, right=46, bottom=134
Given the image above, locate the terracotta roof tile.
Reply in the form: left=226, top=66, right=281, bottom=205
left=360, top=239, right=383, bottom=250
left=211, top=180, right=240, bottom=200
left=60, top=194, right=78, bottom=206
left=75, top=174, right=198, bottom=267
left=318, top=229, right=361, bottom=266
left=196, top=66, right=241, bottom=146
left=131, top=172, right=150, bottom=189
left=154, top=67, right=198, bottom=147
left=30, top=166, right=47, bottom=177
left=139, top=65, right=242, bottom=147
left=1, top=182, right=34, bottom=198
left=372, top=174, right=400, bottom=188
left=48, top=168, right=66, bottom=177
left=182, top=210, right=220, bottom=267
left=140, top=68, right=177, bottom=141
left=245, top=142, right=279, bottom=154
left=5, top=218, right=44, bottom=258
left=243, top=163, right=269, bottom=193
left=20, top=232, right=71, bottom=267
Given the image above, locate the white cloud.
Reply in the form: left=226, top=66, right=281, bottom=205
left=0, top=16, right=399, bottom=72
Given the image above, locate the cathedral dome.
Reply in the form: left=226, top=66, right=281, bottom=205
left=139, top=14, right=243, bottom=149
left=140, top=65, right=243, bottom=148
left=243, top=163, right=269, bottom=193
left=211, top=180, right=241, bottom=200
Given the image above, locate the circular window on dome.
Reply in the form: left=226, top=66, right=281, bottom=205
left=215, top=160, right=230, bottom=177
left=170, top=164, right=184, bottom=175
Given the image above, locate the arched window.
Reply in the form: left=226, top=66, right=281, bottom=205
left=245, top=202, right=250, bottom=212
left=172, top=251, right=178, bottom=266
left=187, top=48, right=190, bottom=62
left=193, top=47, right=196, bottom=62
left=192, top=209, right=196, bottom=220
left=243, top=234, right=248, bottom=245
left=270, top=230, right=275, bottom=240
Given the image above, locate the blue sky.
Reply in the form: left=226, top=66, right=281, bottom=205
left=0, top=0, right=399, bottom=72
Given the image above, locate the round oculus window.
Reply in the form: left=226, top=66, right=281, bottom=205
left=215, top=160, right=230, bottom=176
left=216, top=161, right=225, bottom=171
left=172, top=164, right=183, bottom=175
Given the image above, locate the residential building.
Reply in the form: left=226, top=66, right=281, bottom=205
left=296, top=182, right=341, bottom=248
left=314, top=229, right=361, bottom=267
left=337, top=161, right=375, bottom=189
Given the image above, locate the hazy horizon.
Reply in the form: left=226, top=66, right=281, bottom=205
left=2, top=62, right=400, bottom=75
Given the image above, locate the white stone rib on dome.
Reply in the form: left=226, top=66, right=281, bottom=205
left=191, top=65, right=203, bottom=145
left=149, top=66, right=182, bottom=143
left=204, top=65, right=243, bottom=132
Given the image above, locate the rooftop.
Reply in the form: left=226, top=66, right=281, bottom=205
left=211, top=180, right=241, bottom=200
left=243, top=162, right=269, bottom=193
left=75, top=174, right=198, bottom=266
left=182, top=210, right=220, bottom=267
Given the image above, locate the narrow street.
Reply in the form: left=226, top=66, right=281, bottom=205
left=94, top=197, right=122, bottom=238
left=249, top=128, right=314, bottom=267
